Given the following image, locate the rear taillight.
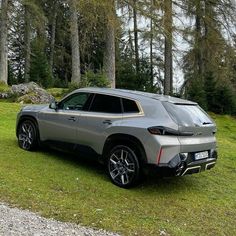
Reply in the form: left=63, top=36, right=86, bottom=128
left=148, top=126, right=178, bottom=135
left=148, top=126, right=193, bottom=136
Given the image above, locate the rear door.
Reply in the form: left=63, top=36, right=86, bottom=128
left=77, top=93, right=123, bottom=154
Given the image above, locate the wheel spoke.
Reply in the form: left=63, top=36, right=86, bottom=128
left=22, top=140, right=29, bottom=149
left=127, top=167, right=135, bottom=173
left=110, top=168, right=120, bottom=179
left=120, top=149, right=124, bottom=161
left=124, top=150, right=128, bottom=159
left=126, top=163, right=135, bottom=173
left=121, top=174, right=125, bottom=185
left=125, top=173, right=129, bottom=184
left=28, top=126, right=33, bottom=134
left=19, top=134, right=27, bottom=141
left=120, top=174, right=129, bottom=185
left=22, top=124, right=27, bottom=133
left=120, top=149, right=128, bottom=161
left=111, top=153, right=119, bottom=163
left=23, top=142, right=27, bottom=149
left=124, top=157, right=135, bottom=173
left=110, top=157, right=118, bottom=165
left=28, top=138, right=32, bottom=145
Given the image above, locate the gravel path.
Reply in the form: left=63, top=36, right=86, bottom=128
left=0, top=203, right=120, bottom=236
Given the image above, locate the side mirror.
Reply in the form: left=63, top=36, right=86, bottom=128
left=49, top=101, right=58, bottom=110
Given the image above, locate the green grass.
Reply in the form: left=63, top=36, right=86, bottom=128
left=0, top=82, right=11, bottom=93
left=0, top=101, right=236, bottom=236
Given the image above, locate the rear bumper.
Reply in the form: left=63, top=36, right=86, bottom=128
left=148, top=149, right=217, bottom=177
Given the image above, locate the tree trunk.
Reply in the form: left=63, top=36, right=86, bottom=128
left=69, top=0, right=81, bottom=84
left=195, top=1, right=203, bottom=77
left=164, top=0, right=173, bottom=95
left=133, top=0, right=139, bottom=74
left=24, top=5, right=31, bottom=82
left=128, top=29, right=134, bottom=56
left=49, top=5, right=57, bottom=76
left=0, top=0, right=8, bottom=84
left=103, top=1, right=116, bottom=88
left=150, top=0, right=154, bottom=87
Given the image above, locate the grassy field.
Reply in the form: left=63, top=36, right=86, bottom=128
left=0, top=101, right=236, bottom=236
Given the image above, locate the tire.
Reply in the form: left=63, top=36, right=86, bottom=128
left=107, top=145, right=140, bottom=188
left=17, top=120, right=38, bottom=151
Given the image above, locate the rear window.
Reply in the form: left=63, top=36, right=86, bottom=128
left=163, top=102, right=212, bottom=126
left=89, top=94, right=122, bottom=113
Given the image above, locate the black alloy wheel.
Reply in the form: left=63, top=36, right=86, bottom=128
left=18, top=120, right=38, bottom=151
left=107, top=145, right=140, bottom=188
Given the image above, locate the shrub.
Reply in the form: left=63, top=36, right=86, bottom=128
left=0, top=81, right=11, bottom=93
left=83, top=70, right=109, bottom=88
left=63, top=70, right=109, bottom=96
left=213, top=83, right=236, bottom=115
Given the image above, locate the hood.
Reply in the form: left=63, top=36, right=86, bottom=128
left=21, top=104, right=48, bottom=112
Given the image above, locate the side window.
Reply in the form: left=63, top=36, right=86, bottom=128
left=89, top=94, right=122, bottom=113
left=122, top=98, right=140, bottom=113
left=58, top=93, right=92, bottom=111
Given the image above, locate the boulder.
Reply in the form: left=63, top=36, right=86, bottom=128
left=11, top=82, right=54, bottom=104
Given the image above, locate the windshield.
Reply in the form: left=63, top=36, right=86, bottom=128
left=163, top=102, right=213, bottom=127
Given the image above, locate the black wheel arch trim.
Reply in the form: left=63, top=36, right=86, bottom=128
left=102, top=133, right=147, bottom=164
left=16, top=115, right=40, bottom=138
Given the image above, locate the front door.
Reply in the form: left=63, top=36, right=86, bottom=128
left=38, top=92, right=92, bottom=144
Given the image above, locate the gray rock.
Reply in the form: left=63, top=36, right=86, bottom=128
left=11, top=82, right=54, bottom=104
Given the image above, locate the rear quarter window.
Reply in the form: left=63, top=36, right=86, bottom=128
left=122, top=98, right=140, bottom=113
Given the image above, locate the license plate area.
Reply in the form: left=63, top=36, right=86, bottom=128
left=195, top=151, right=208, bottom=160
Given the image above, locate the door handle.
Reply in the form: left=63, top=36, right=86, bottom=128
left=103, top=120, right=112, bottom=125
left=68, top=116, right=76, bottom=122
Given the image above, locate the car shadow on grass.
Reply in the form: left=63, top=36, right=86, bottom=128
left=40, top=146, right=107, bottom=175
left=13, top=139, right=198, bottom=194
left=37, top=145, right=196, bottom=193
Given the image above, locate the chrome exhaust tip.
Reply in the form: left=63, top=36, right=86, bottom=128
left=181, top=166, right=201, bottom=176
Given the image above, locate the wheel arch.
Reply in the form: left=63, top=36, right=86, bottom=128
left=17, top=115, right=39, bottom=137
left=102, top=133, right=147, bottom=165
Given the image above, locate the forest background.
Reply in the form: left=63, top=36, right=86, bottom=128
left=0, top=0, right=236, bottom=114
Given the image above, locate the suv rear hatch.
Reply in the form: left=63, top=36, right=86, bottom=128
left=162, top=101, right=217, bottom=152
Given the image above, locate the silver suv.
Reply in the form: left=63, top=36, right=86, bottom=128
left=16, top=88, right=217, bottom=188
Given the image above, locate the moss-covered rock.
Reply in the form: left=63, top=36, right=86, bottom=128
left=11, top=82, right=54, bottom=104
